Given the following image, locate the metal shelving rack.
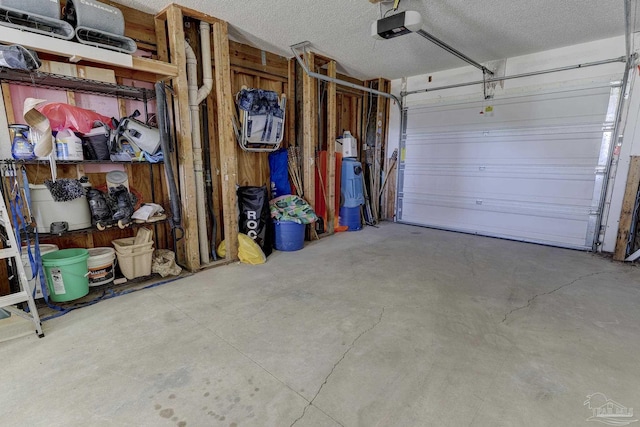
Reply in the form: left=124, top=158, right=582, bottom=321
left=0, top=66, right=155, bottom=101
left=0, top=59, right=170, bottom=256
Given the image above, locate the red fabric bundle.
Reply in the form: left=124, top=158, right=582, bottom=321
left=37, top=103, right=113, bottom=133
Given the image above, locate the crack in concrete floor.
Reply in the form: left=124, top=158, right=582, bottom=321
left=501, top=271, right=611, bottom=324
left=290, top=307, right=386, bottom=427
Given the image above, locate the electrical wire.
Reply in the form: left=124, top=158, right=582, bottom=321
left=364, top=81, right=374, bottom=162
left=40, top=273, right=192, bottom=321
left=379, top=0, right=401, bottom=18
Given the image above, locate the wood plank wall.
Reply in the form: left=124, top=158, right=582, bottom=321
left=212, top=21, right=240, bottom=262
left=614, top=156, right=640, bottom=260
left=228, top=42, right=290, bottom=188
left=202, top=39, right=291, bottom=254
left=0, top=1, right=173, bottom=288
left=21, top=3, right=379, bottom=269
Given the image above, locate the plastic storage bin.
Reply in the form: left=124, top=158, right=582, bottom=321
left=29, top=184, right=92, bottom=233
left=115, top=247, right=154, bottom=280
left=274, top=220, right=305, bottom=251
left=111, top=237, right=154, bottom=254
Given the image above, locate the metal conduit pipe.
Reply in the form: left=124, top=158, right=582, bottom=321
left=290, top=42, right=403, bottom=115
left=186, top=22, right=213, bottom=265
left=416, top=29, right=493, bottom=76
left=614, top=0, right=633, bottom=145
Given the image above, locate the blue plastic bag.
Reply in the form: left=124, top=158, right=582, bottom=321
left=268, top=148, right=291, bottom=198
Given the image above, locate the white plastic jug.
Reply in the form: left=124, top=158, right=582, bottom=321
left=55, top=129, right=84, bottom=161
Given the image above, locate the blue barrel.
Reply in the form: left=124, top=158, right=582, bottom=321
left=341, top=158, right=364, bottom=208
left=274, top=220, right=305, bottom=251
left=339, top=206, right=362, bottom=231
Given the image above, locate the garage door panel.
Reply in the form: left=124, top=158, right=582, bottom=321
left=400, top=202, right=590, bottom=248
left=402, top=174, right=597, bottom=205
left=405, top=87, right=611, bottom=132
left=405, top=128, right=604, bottom=161
left=397, top=83, right=618, bottom=250
left=405, top=138, right=601, bottom=162
left=401, top=195, right=589, bottom=222
left=402, top=163, right=598, bottom=180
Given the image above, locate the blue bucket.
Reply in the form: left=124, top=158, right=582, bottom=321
left=274, top=220, right=305, bottom=251
left=339, top=206, right=362, bottom=231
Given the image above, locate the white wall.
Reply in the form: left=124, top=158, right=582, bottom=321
left=388, top=35, right=640, bottom=253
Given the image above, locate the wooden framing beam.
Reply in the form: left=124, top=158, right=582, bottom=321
left=614, top=156, right=640, bottom=261
left=131, top=57, right=178, bottom=79
left=302, top=51, right=317, bottom=209
left=231, top=66, right=288, bottom=83
left=206, top=91, right=223, bottom=252
left=158, top=3, right=222, bottom=24
left=154, top=17, right=169, bottom=63
left=229, top=41, right=290, bottom=79
left=287, top=59, right=296, bottom=147
left=166, top=4, right=200, bottom=271
left=213, top=21, right=240, bottom=261
left=326, top=60, right=337, bottom=234
left=312, top=54, right=332, bottom=68
left=379, top=79, right=395, bottom=220
left=0, top=26, right=176, bottom=78
left=371, top=78, right=391, bottom=222
left=1, top=83, right=15, bottom=124
left=153, top=15, right=177, bottom=254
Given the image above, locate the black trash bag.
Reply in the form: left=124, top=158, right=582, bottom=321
left=0, top=45, right=41, bottom=70
left=237, top=185, right=272, bottom=257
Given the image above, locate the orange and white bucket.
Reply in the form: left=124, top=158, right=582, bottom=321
left=87, top=247, right=116, bottom=287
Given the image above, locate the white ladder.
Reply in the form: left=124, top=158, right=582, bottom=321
left=0, top=193, right=44, bottom=339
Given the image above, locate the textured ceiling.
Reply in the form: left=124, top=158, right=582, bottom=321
left=120, top=0, right=633, bottom=80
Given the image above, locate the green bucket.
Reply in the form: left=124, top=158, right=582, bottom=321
left=42, top=249, right=90, bottom=302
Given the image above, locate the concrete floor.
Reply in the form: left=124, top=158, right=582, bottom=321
left=2, top=222, right=640, bottom=426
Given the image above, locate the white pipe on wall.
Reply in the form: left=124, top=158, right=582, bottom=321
left=197, top=21, right=213, bottom=103
left=186, top=22, right=213, bottom=265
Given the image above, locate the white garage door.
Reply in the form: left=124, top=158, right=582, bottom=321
left=397, top=83, right=620, bottom=250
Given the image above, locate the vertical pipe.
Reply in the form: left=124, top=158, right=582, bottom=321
left=186, top=23, right=213, bottom=265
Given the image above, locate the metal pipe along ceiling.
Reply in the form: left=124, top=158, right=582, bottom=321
left=402, top=56, right=628, bottom=96
left=290, top=42, right=402, bottom=115
left=415, top=29, right=493, bottom=76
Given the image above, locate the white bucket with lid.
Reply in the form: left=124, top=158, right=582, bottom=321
left=55, top=129, right=84, bottom=161
left=87, top=247, right=116, bottom=287
left=106, top=170, right=129, bottom=191
left=21, top=244, right=59, bottom=299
